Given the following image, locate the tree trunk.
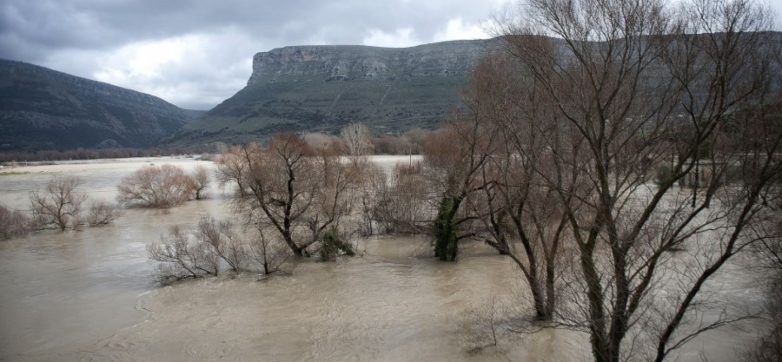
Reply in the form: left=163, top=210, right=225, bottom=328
left=282, top=231, right=302, bottom=256
left=433, top=196, right=462, bottom=261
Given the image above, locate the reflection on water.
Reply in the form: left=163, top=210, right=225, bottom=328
left=0, top=156, right=767, bottom=361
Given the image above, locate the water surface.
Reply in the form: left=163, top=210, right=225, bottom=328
left=0, top=156, right=767, bottom=361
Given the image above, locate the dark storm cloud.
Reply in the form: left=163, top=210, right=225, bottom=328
left=1, top=0, right=508, bottom=109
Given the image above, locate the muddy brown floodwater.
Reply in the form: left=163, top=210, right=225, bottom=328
left=0, top=156, right=769, bottom=361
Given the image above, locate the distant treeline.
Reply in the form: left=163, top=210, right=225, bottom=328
left=0, top=128, right=433, bottom=164
left=0, top=146, right=213, bottom=164
left=301, top=128, right=431, bottom=156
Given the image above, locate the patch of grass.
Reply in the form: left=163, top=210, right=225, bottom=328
left=0, top=171, right=29, bottom=176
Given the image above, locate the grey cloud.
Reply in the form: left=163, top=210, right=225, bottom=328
left=1, top=0, right=510, bottom=109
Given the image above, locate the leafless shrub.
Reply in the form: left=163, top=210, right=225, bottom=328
left=0, top=203, right=31, bottom=240
left=147, top=226, right=219, bottom=284
left=461, top=295, right=516, bottom=353
left=149, top=218, right=295, bottom=284
left=196, top=216, right=246, bottom=273
left=191, top=165, right=210, bottom=200
left=117, top=165, right=195, bottom=208
left=30, top=176, right=85, bottom=231
left=86, top=201, right=119, bottom=226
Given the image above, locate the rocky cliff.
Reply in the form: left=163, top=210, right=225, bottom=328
left=248, top=40, right=488, bottom=84
left=0, top=59, right=200, bottom=151
left=176, top=39, right=499, bottom=145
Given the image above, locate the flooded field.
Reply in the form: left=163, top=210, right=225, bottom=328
left=0, top=156, right=768, bottom=361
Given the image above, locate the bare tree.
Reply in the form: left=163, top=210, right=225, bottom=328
left=248, top=225, right=290, bottom=275
left=191, top=165, right=210, bottom=200
left=496, top=0, right=781, bottom=360
left=86, top=201, right=119, bottom=226
left=749, top=159, right=782, bottom=361
left=0, top=203, right=31, bottom=239
left=219, top=134, right=360, bottom=257
left=30, top=176, right=86, bottom=231
left=117, top=165, right=195, bottom=208
left=355, top=161, right=387, bottom=235
left=341, top=122, right=373, bottom=156
left=235, top=135, right=316, bottom=256
left=216, top=145, right=250, bottom=196
left=304, top=145, right=361, bottom=247
left=423, top=72, right=504, bottom=261
left=445, top=53, right=570, bottom=321
left=355, top=161, right=431, bottom=235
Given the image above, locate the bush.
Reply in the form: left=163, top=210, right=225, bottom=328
left=191, top=165, right=210, bottom=200
left=148, top=218, right=291, bottom=284
left=117, top=165, right=195, bottom=208
left=86, top=201, right=120, bottom=226
left=148, top=226, right=217, bottom=284
left=319, top=227, right=355, bottom=262
left=0, top=203, right=31, bottom=240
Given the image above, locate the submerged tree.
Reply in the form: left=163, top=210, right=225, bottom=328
left=495, top=0, right=782, bottom=360
left=149, top=217, right=292, bottom=284
left=30, top=176, right=86, bottom=231
left=0, top=203, right=32, bottom=239
left=424, top=102, right=502, bottom=261
left=117, top=165, right=195, bottom=208
left=453, top=54, right=571, bottom=321
left=218, top=134, right=361, bottom=256
left=191, top=165, right=210, bottom=200
left=86, top=201, right=120, bottom=226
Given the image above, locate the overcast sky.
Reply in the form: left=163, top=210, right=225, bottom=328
left=2, top=1, right=780, bottom=111
left=0, top=0, right=514, bottom=110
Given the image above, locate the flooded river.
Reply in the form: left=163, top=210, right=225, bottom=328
left=0, top=156, right=768, bottom=361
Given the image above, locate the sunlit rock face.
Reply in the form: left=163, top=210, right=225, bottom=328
left=176, top=39, right=501, bottom=146
left=0, top=59, right=200, bottom=151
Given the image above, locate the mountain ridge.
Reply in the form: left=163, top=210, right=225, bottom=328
left=0, top=59, right=202, bottom=151
left=173, top=38, right=502, bottom=146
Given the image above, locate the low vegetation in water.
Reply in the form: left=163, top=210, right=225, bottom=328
left=117, top=164, right=210, bottom=208
left=0, top=203, right=32, bottom=240
left=148, top=216, right=290, bottom=284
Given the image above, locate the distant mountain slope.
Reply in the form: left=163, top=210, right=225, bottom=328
left=175, top=39, right=500, bottom=145
left=0, top=59, right=201, bottom=151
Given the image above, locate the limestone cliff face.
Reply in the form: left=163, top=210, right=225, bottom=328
left=248, top=40, right=489, bottom=84
left=0, top=59, right=200, bottom=151
left=179, top=39, right=498, bottom=145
